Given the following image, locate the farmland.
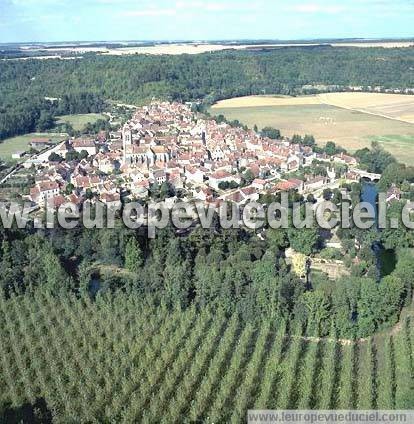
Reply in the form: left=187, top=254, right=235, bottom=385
left=318, top=93, right=414, bottom=124
left=211, top=94, right=414, bottom=163
left=0, top=133, right=65, bottom=160
left=10, top=40, right=414, bottom=59
left=56, top=113, right=107, bottom=131
left=1, top=289, right=413, bottom=422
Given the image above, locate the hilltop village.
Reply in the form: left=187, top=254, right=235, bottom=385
left=22, top=101, right=383, bottom=211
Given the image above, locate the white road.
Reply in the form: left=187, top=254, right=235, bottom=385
left=0, top=141, right=66, bottom=185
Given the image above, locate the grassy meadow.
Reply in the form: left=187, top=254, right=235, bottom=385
left=0, top=113, right=106, bottom=161
left=0, top=133, right=66, bottom=160
left=211, top=94, right=414, bottom=164
left=56, top=113, right=106, bottom=131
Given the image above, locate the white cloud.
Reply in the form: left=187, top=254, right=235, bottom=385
left=290, top=3, right=346, bottom=14
left=11, top=0, right=65, bottom=5
left=175, top=0, right=230, bottom=12
left=94, top=0, right=142, bottom=4
left=204, top=3, right=230, bottom=11
left=288, top=0, right=413, bottom=16
left=120, top=8, right=176, bottom=17
left=176, top=0, right=202, bottom=8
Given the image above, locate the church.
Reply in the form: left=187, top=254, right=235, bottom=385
left=122, top=125, right=170, bottom=167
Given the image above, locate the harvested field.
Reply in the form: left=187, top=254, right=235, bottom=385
left=211, top=94, right=414, bottom=163
left=20, top=41, right=414, bottom=57
left=318, top=93, right=414, bottom=124
left=212, top=95, right=321, bottom=108
left=213, top=93, right=414, bottom=123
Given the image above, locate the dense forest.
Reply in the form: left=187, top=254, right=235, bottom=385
left=1, top=183, right=413, bottom=341
left=0, top=92, right=106, bottom=141
left=1, top=46, right=414, bottom=140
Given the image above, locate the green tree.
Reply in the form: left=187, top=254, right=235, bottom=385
left=78, top=259, right=92, bottom=297
left=65, top=150, right=80, bottom=162
left=85, top=188, right=94, bottom=200
left=305, top=289, right=332, bottom=336
left=324, top=141, right=337, bottom=156
left=357, top=278, right=380, bottom=337
left=355, top=142, right=396, bottom=173
left=79, top=150, right=89, bottom=160
left=303, top=134, right=315, bottom=147
left=306, top=193, right=316, bottom=203
left=48, top=152, right=63, bottom=162
left=292, top=134, right=303, bottom=144
left=322, top=188, right=333, bottom=200
left=36, top=110, right=55, bottom=131
left=378, top=162, right=410, bottom=191
left=43, top=250, right=70, bottom=294
left=266, top=228, right=288, bottom=251
left=0, top=240, right=17, bottom=293
left=242, top=169, right=255, bottom=185
left=65, top=183, right=74, bottom=195
left=125, top=238, right=143, bottom=274
left=261, top=126, right=281, bottom=139
left=288, top=228, right=320, bottom=255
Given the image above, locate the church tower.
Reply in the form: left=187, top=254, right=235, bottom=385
left=122, top=125, right=132, bottom=164
left=327, top=167, right=336, bottom=183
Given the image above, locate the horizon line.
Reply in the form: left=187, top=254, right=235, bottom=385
left=2, top=36, right=414, bottom=46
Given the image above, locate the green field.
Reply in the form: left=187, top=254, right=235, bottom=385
left=56, top=113, right=107, bottom=131
left=0, top=133, right=66, bottom=160
left=366, top=134, right=414, bottom=162
left=210, top=104, right=414, bottom=164
left=0, top=113, right=106, bottom=160
left=1, top=290, right=413, bottom=422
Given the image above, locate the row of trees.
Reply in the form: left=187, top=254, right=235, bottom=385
left=1, top=290, right=412, bottom=421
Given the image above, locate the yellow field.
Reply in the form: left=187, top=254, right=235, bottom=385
left=213, top=95, right=320, bottom=108
left=332, top=41, right=414, bottom=48
left=211, top=93, right=414, bottom=163
left=101, top=41, right=414, bottom=55
left=104, top=42, right=414, bottom=56
left=15, top=41, right=414, bottom=60
left=213, top=93, right=414, bottom=124
left=318, top=93, right=414, bottom=124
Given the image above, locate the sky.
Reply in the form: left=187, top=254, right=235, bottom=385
left=0, top=0, right=413, bottom=43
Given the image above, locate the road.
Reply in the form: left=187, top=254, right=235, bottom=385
left=0, top=164, right=22, bottom=185
left=0, top=141, right=66, bottom=186
left=35, top=140, right=66, bottom=162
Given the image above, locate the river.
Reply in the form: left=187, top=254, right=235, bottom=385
left=361, top=181, right=396, bottom=278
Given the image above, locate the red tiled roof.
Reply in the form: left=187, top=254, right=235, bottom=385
left=275, top=179, right=303, bottom=191
left=38, top=181, right=59, bottom=192
left=47, top=195, right=66, bottom=208
left=211, top=170, right=232, bottom=179
left=73, top=139, right=95, bottom=148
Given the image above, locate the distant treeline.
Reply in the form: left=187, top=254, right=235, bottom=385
left=1, top=46, right=414, bottom=139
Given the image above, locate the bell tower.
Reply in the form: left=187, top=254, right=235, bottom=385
left=327, top=167, right=336, bottom=183
left=122, top=125, right=132, bottom=164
